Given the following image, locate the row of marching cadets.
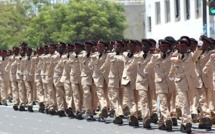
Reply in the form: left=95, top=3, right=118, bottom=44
left=0, top=35, right=215, bottom=133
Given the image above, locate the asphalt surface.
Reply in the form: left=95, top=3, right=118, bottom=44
left=0, top=105, right=215, bottom=134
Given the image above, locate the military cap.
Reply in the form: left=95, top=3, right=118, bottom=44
left=66, top=42, right=74, bottom=46
left=176, top=39, right=190, bottom=46
left=148, top=38, right=157, bottom=45
left=208, top=37, right=215, bottom=44
left=190, top=38, right=198, bottom=44
left=73, top=42, right=83, bottom=46
left=13, top=46, right=19, bottom=50
left=1, top=49, right=7, bottom=53
left=141, top=39, right=152, bottom=46
left=20, top=41, right=28, bottom=46
left=200, top=35, right=211, bottom=44
left=115, top=40, right=124, bottom=46
left=43, top=45, right=49, bottom=48
left=127, top=40, right=137, bottom=45
left=58, top=42, right=66, bottom=46
left=97, top=41, right=108, bottom=47
left=158, top=39, right=171, bottom=46
left=26, top=47, right=33, bottom=51
left=180, top=36, right=191, bottom=45
left=49, top=43, right=57, bottom=48
left=165, top=36, right=176, bottom=44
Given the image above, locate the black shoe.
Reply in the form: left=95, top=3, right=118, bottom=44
left=58, top=110, right=66, bottom=117
left=75, top=112, right=83, bottom=120
left=39, top=103, right=45, bottom=113
left=129, top=115, right=139, bottom=126
left=1, top=101, right=7, bottom=106
left=191, top=114, right=198, bottom=123
left=13, top=105, right=19, bottom=111
left=151, top=113, right=158, bottom=123
left=181, top=123, right=192, bottom=133
left=49, top=109, right=57, bottom=115
left=143, top=118, right=151, bottom=129
left=87, top=115, right=96, bottom=121
left=108, top=109, right=115, bottom=118
left=100, top=108, right=108, bottom=118
left=19, top=106, right=25, bottom=111
left=27, top=106, right=34, bottom=112
left=159, top=124, right=167, bottom=130
left=113, top=116, right=123, bottom=125
left=32, top=101, right=36, bottom=105
left=45, top=108, right=49, bottom=114
left=172, top=117, right=178, bottom=126
left=98, top=117, right=105, bottom=122
left=0, top=102, right=2, bottom=105
left=165, top=120, right=173, bottom=131
left=65, top=108, right=75, bottom=118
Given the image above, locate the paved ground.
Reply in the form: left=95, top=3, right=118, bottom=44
left=0, top=105, right=215, bottom=134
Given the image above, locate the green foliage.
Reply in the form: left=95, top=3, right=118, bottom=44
left=0, top=0, right=126, bottom=49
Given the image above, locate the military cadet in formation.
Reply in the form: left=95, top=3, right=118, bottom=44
left=3, top=35, right=215, bottom=134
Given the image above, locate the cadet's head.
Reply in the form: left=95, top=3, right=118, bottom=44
left=127, top=40, right=136, bottom=53
left=176, top=40, right=190, bottom=54
left=158, top=39, right=171, bottom=53
left=141, top=39, right=152, bottom=53
left=43, top=45, right=49, bottom=54
left=36, top=46, right=43, bottom=55
left=66, top=43, right=74, bottom=53
left=26, top=47, right=33, bottom=56
left=57, top=42, right=66, bottom=55
left=97, top=41, right=106, bottom=53
left=148, top=38, right=157, bottom=51
left=48, top=44, right=56, bottom=54
left=199, top=35, right=210, bottom=51
left=1, top=50, right=7, bottom=57
left=209, top=37, right=215, bottom=50
left=114, top=40, right=124, bottom=53
left=7, top=50, right=12, bottom=56
left=20, top=41, right=28, bottom=47
left=84, top=41, right=93, bottom=53
left=108, top=41, right=114, bottom=51
left=189, top=38, right=198, bottom=52
left=73, top=42, right=82, bottom=54
left=12, top=46, right=19, bottom=56
left=165, top=36, right=176, bottom=51
left=20, top=46, right=26, bottom=57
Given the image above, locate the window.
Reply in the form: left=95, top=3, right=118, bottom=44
left=148, top=17, right=151, bottom=32
left=185, top=0, right=190, bottom=20
left=155, top=2, right=161, bottom=24
left=195, top=0, right=201, bottom=18
left=165, top=0, right=171, bottom=23
left=175, top=0, right=180, bottom=21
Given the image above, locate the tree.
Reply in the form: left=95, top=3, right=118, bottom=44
left=26, top=0, right=127, bottom=47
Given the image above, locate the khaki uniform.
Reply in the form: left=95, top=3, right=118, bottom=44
left=79, top=52, right=96, bottom=116
left=100, top=53, right=124, bottom=117
left=22, top=56, right=34, bottom=106
left=136, top=52, right=155, bottom=124
left=8, top=56, right=20, bottom=106
left=43, top=52, right=59, bottom=110
left=121, top=52, right=138, bottom=116
left=60, top=54, right=74, bottom=111
left=169, top=49, right=202, bottom=125
left=0, top=57, right=9, bottom=103
left=5, top=56, right=13, bottom=99
left=90, top=52, right=109, bottom=116
left=68, top=52, right=83, bottom=113
left=145, top=52, right=176, bottom=126
left=54, top=54, right=67, bottom=111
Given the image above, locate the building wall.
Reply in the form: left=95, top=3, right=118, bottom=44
left=123, top=4, right=145, bottom=40
left=145, top=0, right=203, bottom=41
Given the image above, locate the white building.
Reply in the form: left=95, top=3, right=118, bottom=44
left=145, top=0, right=204, bottom=40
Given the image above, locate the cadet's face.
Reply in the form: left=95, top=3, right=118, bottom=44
left=142, top=43, right=151, bottom=53
left=58, top=45, right=65, bottom=54
left=20, top=48, right=26, bottom=56
left=37, top=49, right=43, bottom=55
left=26, top=50, right=32, bottom=56
left=177, top=43, right=188, bottom=54
left=74, top=45, right=82, bottom=54
left=49, top=46, right=56, bottom=54
left=1, top=51, right=6, bottom=57
left=108, top=44, right=113, bottom=51
left=97, top=44, right=105, bottom=53
left=13, top=49, right=19, bottom=55
left=127, top=44, right=136, bottom=53
left=66, top=46, right=74, bottom=53
left=114, top=44, right=123, bottom=53
left=136, top=45, right=142, bottom=52
left=44, top=48, right=49, bottom=54
left=189, top=41, right=197, bottom=52
left=159, top=44, right=170, bottom=53
left=202, top=40, right=209, bottom=51
left=84, top=45, right=92, bottom=53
